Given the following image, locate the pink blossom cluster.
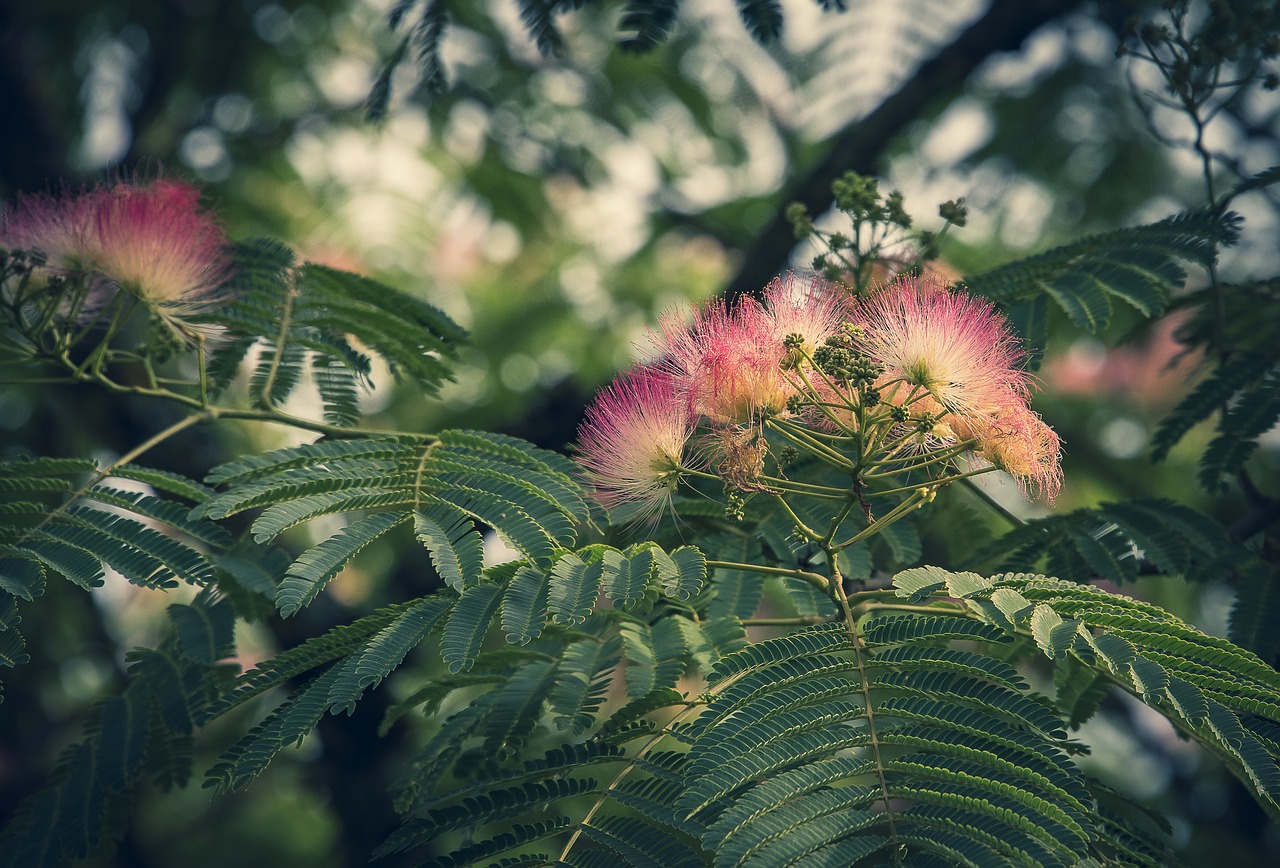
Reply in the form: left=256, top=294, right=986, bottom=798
left=577, top=272, right=1062, bottom=522
left=578, top=274, right=846, bottom=521
left=0, top=178, right=231, bottom=326
left=848, top=275, right=1062, bottom=501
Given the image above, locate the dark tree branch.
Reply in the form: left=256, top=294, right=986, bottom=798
left=722, top=0, right=1088, bottom=304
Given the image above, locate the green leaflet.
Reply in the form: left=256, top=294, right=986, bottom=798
left=205, top=436, right=416, bottom=487
left=202, top=601, right=420, bottom=723
left=441, top=582, right=503, bottom=673
left=205, top=666, right=345, bottom=793
left=168, top=599, right=236, bottom=665
left=548, top=553, right=602, bottom=625
left=1150, top=350, right=1271, bottom=462
left=0, top=629, right=223, bottom=867
left=0, top=555, right=44, bottom=600
left=964, top=207, right=1241, bottom=333
left=896, top=566, right=1280, bottom=822
left=502, top=564, right=549, bottom=645
left=1200, top=374, right=1280, bottom=491
left=203, top=242, right=464, bottom=411
left=981, top=498, right=1232, bottom=584
left=619, top=0, right=682, bottom=52
left=275, top=512, right=409, bottom=617
left=414, top=502, right=485, bottom=591
left=550, top=635, right=621, bottom=733
left=620, top=617, right=689, bottom=699
left=327, top=596, right=452, bottom=715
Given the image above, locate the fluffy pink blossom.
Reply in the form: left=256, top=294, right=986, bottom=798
left=654, top=273, right=848, bottom=423
left=0, top=188, right=96, bottom=271
left=576, top=367, right=693, bottom=522
left=1, top=178, right=231, bottom=325
left=848, top=275, right=1063, bottom=501
left=849, top=274, right=1030, bottom=420
left=761, top=272, right=850, bottom=356
left=654, top=296, right=785, bottom=422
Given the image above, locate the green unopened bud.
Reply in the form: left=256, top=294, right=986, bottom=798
left=884, top=190, right=911, bottom=228
left=145, top=314, right=186, bottom=363
left=832, top=171, right=880, bottom=216
left=939, top=198, right=968, bottom=227
left=786, top=202, right=814, bottom=238
left=846, top=353, right=884, bottom=386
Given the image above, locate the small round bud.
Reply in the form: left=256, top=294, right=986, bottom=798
left=938, top=198, right=968, bottom=227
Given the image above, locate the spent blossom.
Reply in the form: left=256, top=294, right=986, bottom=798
left=955, top=399, right=1063, bottom=502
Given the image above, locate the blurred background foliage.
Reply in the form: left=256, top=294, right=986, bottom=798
left=1, top=0, right=1278, bottom=865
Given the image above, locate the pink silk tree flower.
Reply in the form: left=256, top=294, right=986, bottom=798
left=654, top=273, right=848, bottom=425
left=576, top=366, right=693, bottom=523
left=761, top=272, right=851, bottom=357
left=0, top=188, right=97, bottom=272
left=849, top=274, right=1030, bottom=421
left=1, top=178, right=232, bottom=328
left=653, top=295, right=793, bottom=423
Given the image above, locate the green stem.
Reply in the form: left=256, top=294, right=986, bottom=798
left=834, top=488, right=931, bottom=550
left=196, top=334, right=211, bottom=408
left=558, top=700, right=703, bottom=861
left=773, top=495, right=825, bottom=546
left=681, top=467, right=846, bottom=500
left=211, top=407, right=432, bottom=442
left=14, top=412, right=209, bottom=547
left=705, top=559, right=829, bottom=593
left=767, top=417, right=855, bottom=470
left=960, top=478, right=1025, bottom=527
left=862, top=440, right=976, bottom=478
left=866, top=466, right=996, bottom=499
left=826, top=547, right=899, bottom=843
left=257, top=274, right=299, bottom=409
left=741, top=616, right=834, bottom=627
left=823, top=495, right=858, bottom=547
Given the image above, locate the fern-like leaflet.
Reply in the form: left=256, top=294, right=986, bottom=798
left=964, top=206, right=1241, bottom=335
left=203, top=239, right=465, bottom=425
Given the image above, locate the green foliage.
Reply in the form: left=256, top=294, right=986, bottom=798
left=976, top=497, right=1235, bottom=584
left=204, top=240, right=465, bottom=421
left=895, top=567, right=1280, bottom=821
left=734, top=0, right=784, bottom=43
left=964, top=207, right=1242, bottom=334
left=620, top=0, right=683, bottom=51
left=0, top=595, right=235, bottom=868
